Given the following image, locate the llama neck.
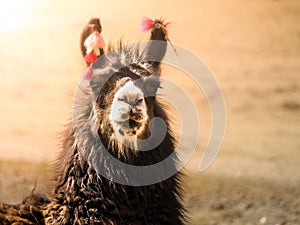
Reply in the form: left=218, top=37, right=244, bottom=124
left=46, top=122, right=184, bottom=225
left=53, top=120, right=178, bottom=201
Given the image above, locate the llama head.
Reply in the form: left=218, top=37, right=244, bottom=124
left=76, top=18, right=168, bottom=160
left=92, top=62, right=161, bottom=156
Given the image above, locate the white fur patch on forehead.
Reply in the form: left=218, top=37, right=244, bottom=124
left=109, top=80, right=144, bottom=123
left=115, top=81, right=144, bottom=105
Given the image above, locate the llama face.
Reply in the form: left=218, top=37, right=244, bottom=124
left=109, top=77, right=149, bottom=149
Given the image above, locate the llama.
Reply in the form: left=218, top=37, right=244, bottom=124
left=0, top=18, right=185, bottom=225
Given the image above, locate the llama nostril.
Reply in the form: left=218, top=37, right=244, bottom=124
left=129, top=108, right=137, bottom=118
left=131, top=108, right=137, bottom=114
left=119, top=129, right=124, bottom=136
left=121, top=112, right=128, bottom=120
left=129, top=109, right=143, bottom=122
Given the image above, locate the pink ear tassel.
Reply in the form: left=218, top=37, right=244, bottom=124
left=140, top=17, right=154, bottom=32
left=82, top=67, right=93, bottom=80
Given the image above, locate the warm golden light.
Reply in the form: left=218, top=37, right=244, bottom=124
left=0, top=0, right=39, bottom=31
left=0, top=1, right=299, bottom=223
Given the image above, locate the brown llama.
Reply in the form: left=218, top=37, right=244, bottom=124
left=0, top=17, right=186, bottom=225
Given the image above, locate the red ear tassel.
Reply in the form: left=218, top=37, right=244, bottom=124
left=84, top=51, right=98, bottom=63
left=140, top=17, right=154, bottom=32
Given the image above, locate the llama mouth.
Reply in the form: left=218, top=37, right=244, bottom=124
left=128, top=119, right=142, bottom=128
left=117, top=119, right=143, bottom=136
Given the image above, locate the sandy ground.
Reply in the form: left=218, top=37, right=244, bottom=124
left=0, top=0, right=300, bottom=224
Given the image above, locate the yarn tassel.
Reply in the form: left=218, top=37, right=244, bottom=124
left=140, top=17, right=154, bottom=32
left=84, top=51, right=98, bottom=63
left=84, top=30, right=105, bottom=63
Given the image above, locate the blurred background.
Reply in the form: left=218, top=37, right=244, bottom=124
left=0, top=0, right=299, bottom=224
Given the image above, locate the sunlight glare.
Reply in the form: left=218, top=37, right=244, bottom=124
left=0, top=0, right=40, bottom=31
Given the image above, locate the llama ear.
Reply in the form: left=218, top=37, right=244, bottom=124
left=80, top=18, right=104, bottom=66
left=142, top=19, right=169, bottom=70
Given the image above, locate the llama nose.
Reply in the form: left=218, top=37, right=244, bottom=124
left=131, top=108, right=137, bottom=114
left=120, top=112, right=129, bottom=120
left=129, top=108, right=143, bottom=121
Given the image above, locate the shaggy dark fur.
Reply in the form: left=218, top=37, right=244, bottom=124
left=0, top=18, right=186, bottom=225
left=0, top=192, right=49, bottom=225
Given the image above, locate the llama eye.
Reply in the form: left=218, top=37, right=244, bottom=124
left=132, top=98, right=143, bottom=107
left=137, top=99, right=143, bottom=104
left=117, top=97, right=126, bottom=102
